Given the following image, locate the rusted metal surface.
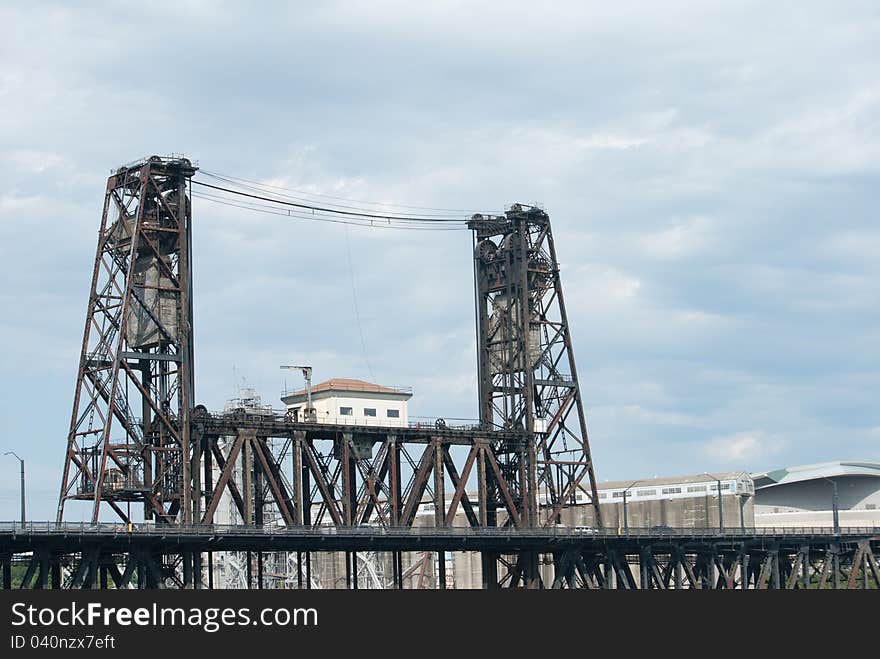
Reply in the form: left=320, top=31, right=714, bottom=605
left=469, top=206, right=602, bottom=537
left=57, top=156, right=198, bottom=525
left=190, top=408, right=538, bottom=539
left=9, top=523, right=874, bottom=589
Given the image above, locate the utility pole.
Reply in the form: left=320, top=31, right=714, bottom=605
left=822, top=477, right=840, bottom=535
left=4, top=451, right=25, bottom=526
left=621, top=480, right=642, bottom=534
left=281, top=365, right=315, bottom=422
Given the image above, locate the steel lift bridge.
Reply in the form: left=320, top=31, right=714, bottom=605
left=1, top=155, right=877, bottom=590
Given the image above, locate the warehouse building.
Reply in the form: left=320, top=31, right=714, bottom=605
left=544, top=471, right=755, bottom=530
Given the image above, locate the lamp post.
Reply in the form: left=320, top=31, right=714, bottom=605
left=4, top=451, right=25, bottom=526
left=621, top=480, right=641, bottom=534
left=821, top=476, right=840, bottom=535
left=703, top=472, right=724, bottom=533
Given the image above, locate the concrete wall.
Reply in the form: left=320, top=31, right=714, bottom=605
left=549, top=494, right=755, bottom=530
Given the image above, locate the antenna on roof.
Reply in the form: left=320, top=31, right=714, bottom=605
left=280, top=365, right=316, bottom=422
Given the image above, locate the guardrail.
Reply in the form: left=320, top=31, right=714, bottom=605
left=200, top=408, right=488, bottom=432
left=1, top=522, right=878, bottom=539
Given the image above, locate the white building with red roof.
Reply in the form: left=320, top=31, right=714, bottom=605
left=280, top=378, right=413, bottom=427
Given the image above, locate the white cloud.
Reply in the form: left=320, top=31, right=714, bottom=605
left=568, top=265, right=643, bottom=306
left=3, top=149, right=71, bottom=173
left=637, top=216, right=718, bottom=259
left=754, top=86, right=880, bottom=176
left=699, top=430, right=787, bottom=465
left=597, top=404, right=704, bottom=428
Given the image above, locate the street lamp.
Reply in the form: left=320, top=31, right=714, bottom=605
left=4, top=451, right=25, bottom=526
left=621, top=480, right=642, bottom=534
left=703, top=472, right=724, bottom=533
left=821, top=476, right=840, bottom=535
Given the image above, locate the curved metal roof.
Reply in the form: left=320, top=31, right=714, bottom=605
left=751, top=461, right=880, bottom=490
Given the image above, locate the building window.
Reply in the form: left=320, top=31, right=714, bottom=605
left=340, top=407, right=353, bottom=416
left=387, top=409, right=400, bottom=418
left=661, top=487, right=681, bottom=495
left=364, top=408, right=377, bottom=417
left=687, top=485, right=706, bottom=493
left=598, top=493, right=607, bottom=500
left=612, top=491, right=625, bottom=499
left=636, top=489, right=657, bottom=497
left=866, top=504, right=877, bottom=510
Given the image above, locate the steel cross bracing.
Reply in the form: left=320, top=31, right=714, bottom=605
left=1, top=525, right=878, bottom=590
left=192, top=409, right=530, bottom=532
left=57, top=156, right=198, bottom=526
left=468, top=205, right=601, bottom=530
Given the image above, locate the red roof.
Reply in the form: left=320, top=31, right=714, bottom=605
left=287, top=378, right=410, bottom=397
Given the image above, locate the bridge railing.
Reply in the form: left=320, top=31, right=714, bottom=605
left=1, top=521, right=878, bottom=538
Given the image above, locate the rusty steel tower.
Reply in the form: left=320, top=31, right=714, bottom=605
left=469, top=204, right=602, bottom=530
left=57, top=155, right=198, bottom=525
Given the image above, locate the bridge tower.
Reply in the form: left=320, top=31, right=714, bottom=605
left=57, top=155, right=198, bottom=525
left=469, top=205, right=602, bottom=530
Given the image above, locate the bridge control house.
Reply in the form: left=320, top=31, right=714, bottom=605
left=281, top=378, right=413, bottom=428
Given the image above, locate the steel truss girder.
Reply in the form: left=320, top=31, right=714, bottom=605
left=486, top=538, right=880, bottom=590
left=5, top=538, right=877, bottom=590
left=194, top=424, right=529, bottom=532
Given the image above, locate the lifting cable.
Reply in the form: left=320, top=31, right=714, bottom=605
left=200, top=170, right=480, bottom=215
left=192, top=190, right=468, bottom=231
left=192, top=180, right=471, bottom=225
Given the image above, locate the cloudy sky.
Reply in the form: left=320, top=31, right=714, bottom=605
left=1, top=1, right=878, bottom=520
